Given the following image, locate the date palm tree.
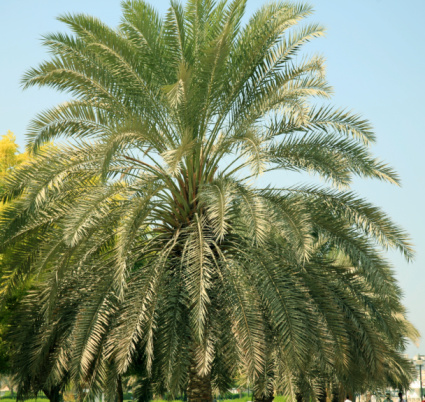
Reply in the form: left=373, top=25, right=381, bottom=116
left=0, top=1, right=413, bottom=401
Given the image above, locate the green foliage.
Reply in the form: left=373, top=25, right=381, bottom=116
left=0, top=132, right=30, bottom=375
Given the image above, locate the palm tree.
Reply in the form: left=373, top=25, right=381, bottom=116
left=0, top=1, right=413, bottom=401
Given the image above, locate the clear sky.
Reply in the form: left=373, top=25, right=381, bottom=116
left=0, top=0, right=424, bottom=356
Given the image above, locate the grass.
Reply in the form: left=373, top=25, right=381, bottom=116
left=219, top=397, right=286, bottom=402
left=1, top=391, right=287, bottom=402
left=154, top=396, right=287, bottom=402
left=0, top=391, right=48, bottom=401
left=1, top=400, right=38, bottom=402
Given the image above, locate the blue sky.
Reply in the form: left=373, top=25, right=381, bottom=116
left=1, top=0, right=424, bottom=356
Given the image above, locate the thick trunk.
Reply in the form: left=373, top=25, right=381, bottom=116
left=43, top=385, right=63, bottom=402
left=331, top=387, right=340, bottom=402
left=116, top=375, right=124, bottom=402
left=187, top=364, right=213, bottom=402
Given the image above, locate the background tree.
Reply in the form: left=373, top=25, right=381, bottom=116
left=0, top=131, right=27, bottom=190
left=0, top=131, right=29, bottom=396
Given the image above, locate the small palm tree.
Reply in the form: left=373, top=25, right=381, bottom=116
left=0, top=1, right=413, bottom=401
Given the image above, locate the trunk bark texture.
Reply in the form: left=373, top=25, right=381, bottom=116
left=331, top=389, right=339, bottom=402
left=43, top=385, right=62, bottom=402
left=187, top=364, right=213, bottom=402
left=116, top=375, right=124, bottom=402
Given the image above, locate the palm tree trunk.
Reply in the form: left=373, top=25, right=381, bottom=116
left=331, top=388, right=340, bottom=402
left=116, top=375, right=124, bottom=402
left=187, top=364, right=213, bottom=402
left=43, top=385, right=63, bottom=402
